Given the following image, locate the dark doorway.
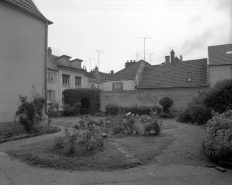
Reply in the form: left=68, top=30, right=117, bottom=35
left=80, top=98, right=90, bottom=114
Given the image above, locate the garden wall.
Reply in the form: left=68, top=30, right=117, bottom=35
left=100, top=87, right=209, bottom=114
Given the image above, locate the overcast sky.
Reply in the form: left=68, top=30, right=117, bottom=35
left=35, top=0, right=232, bottom=73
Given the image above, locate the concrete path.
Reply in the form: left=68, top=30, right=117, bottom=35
left=0, top=153, right=232, bottom=185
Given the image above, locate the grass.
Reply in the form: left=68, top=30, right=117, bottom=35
left=6, top=131, right=174, bottom=171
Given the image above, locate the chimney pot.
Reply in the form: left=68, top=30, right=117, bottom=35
left=171, top=50, right=175, bottom=64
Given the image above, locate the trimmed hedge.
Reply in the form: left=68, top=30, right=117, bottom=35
left=63, top=88, right=101, bottom=114
left=105, top=104, right=161, bottom=116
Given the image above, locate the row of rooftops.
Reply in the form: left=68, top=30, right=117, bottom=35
left=47, top=43, right=232, bottom=89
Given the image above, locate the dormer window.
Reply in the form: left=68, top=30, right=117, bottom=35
left=226, top=51, right=232, bottom=55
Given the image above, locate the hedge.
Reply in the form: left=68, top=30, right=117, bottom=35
left=63, top=88, right=101, bottom=114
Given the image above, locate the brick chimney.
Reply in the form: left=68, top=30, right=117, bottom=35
left=171, top=50, right=175, bottom=64
left=165, top=56, right=170, bottom=64
left=48, top=47, right=52, bottom=59
left=180, top=55, right=183, bottom=61
left=111, top=70, right=114, bottom=74
left=125, top=60, right=136, bottom=68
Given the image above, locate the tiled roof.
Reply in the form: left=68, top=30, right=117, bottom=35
left=47, top=55, right=58, bottom=71
left=138, top=58, right=208, bottom=89
left=208, top=44, right=232, bottom=66
left=6, top=0, right=52, bottom=23
left=103, top=60, right=144, bottom=81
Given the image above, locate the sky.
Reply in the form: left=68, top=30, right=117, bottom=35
left=35, top=0, right=232, bottom=73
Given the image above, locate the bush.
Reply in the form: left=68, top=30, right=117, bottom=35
left=63, top=89, right=101, bottom=114
left=203, top=79, right=232, bottom=113
left=159, top=112, right=174, bottom=119
left=48, top=102, right=60, bottom=117
left=16, top=86, right=45, bottom=132
left=159, top=97, right=173, bottom=113
left=177, top=107, right=194, bottom=124
left=202, top=109, right=232, bottom=164
left=105, top=104, right=161, bottom=116
left=189, top=104, right=212, bottom=125
left=62, top=102, right=81, bottom=116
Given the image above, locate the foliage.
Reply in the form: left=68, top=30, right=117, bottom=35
left=54, top=118, right=104, bottom=154
left=62, top=102, right=81, bottom=116
left=109, top=111, right=162, bottom=136
left=159, top=112, right=174, bottom=119
left=48, top=102, right=60, bottom=117
left=63, top=88, right=101, bottom=114
left=177, top=107, right=194, bottom=124
left=202, top=109, right=232, bottom=164
left=159, top=97, right=173, bottom=113
left=105, top=104, right=161, bottom=116
left=16, top=86, right=45, bottom=132
left=203, top=79, right=232, bottom=113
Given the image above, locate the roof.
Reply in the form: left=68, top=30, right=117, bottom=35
left=6, top=0, right=52, bottom=24
left=47, top=55, right=58, bottom=71
left=50, top=55, right=86, bottom=72
left=89, top=70, right=111, bottom=84
left=103, top=60, right=144, bottom=81
left=138, top=58, right=208, bottom=89
left=208, top=44, right=232, bottom=66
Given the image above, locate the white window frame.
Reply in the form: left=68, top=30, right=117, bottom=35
left=75, top=76, right=82, bottom=87
left=47, top=90, right=55, bottom=102
left=47, top=71, right=55, bottom=83
left=62, top=75, right=70, bottom=86
left=113, top=82, right=123, bottom=91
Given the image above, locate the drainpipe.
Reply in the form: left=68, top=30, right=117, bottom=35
left=45, top=21, right=48, bottom=115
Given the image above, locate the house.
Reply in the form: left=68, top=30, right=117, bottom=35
left=102, top=60, right=149, bottom=91
left=138, top=50, right=208, bottom=89
left=47, top=48, right=97, bottom=108
left=208, top=44, right=232, bottom=87
left=0, top=0, right=52, bottom=123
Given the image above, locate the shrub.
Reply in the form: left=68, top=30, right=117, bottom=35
left=202, top=109, right=232, bottom=164
left=62, top=102, right=81, bottom=116
left=48, top=102, right=60, bottom=117
left=203, top=79, right=232, bottom=113
left=16, top=86, right=45, bottom=132
left=177, top=107, right=194, bottom=124
left=63, top=89, right=101, bottom=114
left=105, top=104, right=161, bottom=116
left=159, top=97, right=173, bottom=113
left=159, top=112, right=174, bottom=119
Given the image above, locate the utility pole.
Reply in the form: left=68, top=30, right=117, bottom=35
left=96, top=50, right=103, bottom=69
left=86, top=58, right=94, bottom=71
left=146, top=53, right=155, bottom=64
left=137, top=37, right=152, bottom=61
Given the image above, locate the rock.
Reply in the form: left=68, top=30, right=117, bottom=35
left=101, top=133, right=108, bottom=138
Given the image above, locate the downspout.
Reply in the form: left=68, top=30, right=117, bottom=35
left=45, top=21, right=48, bottom=115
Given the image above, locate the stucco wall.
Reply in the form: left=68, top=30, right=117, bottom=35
left=209, top=65, right=232, bottom=87
left=101, top=87, right=209, bottom=114
left=0, top=2, right=46, bottom=123
left=102, top=80, right=135, bottom=91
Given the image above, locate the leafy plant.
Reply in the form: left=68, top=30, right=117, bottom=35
left=202, top=109, right=232, bottom=164
left=16, top=86, right=45, bottom=132
left=62, top=102, right=81, bottom=116
left=48, top=102, right=60, bottom=117
left=159, top=112, right=174, bottom=119
left=159, top=97, right=173, bottom=113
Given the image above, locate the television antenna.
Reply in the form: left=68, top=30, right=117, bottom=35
left=96, top=50, right=104, bottom=69
left=146, top=53, right=155, bottom=64
left=86, top=58, right=95, bottom=71
left=137, top=37, right=152, bottom=61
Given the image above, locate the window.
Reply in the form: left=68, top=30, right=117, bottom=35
left=75, top=77, right=82, bottom=86
left=47, top=71, right=55, bottom=83
left=113, top=82, right=123, bottom=91
left=62, top=74, right=70, bottom=86
left=91, top=84, right=95, bottom=88
left=47, top=90, right=55, bottom=101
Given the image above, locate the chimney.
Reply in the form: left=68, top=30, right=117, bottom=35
left=171, top=50, right=175, bottom=64
left=180, top=55, right=183, bottom=61
left=111, top=70, right=114, bottom=75
left=95, top=66, right=98, bottom=72
left=48, top=47, right=52, bottom=59
left=165, top=56, right=170, bottom=64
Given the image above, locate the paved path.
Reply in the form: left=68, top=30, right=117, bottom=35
left=0, top=152, right=232, bottom=185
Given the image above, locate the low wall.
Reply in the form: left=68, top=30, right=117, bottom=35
left=100, top=87, right=209, bottom=114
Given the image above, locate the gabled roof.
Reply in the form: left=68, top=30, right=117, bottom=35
left=6, top=0, right=52, bottom=24
left=138, top=58, right=208, bottom=89
left=103, top=60, right=144, bottom=81
left=208, top=44, right=232, bottom=66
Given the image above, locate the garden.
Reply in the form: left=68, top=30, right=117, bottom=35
left=1, top=79, right=232, bottom=171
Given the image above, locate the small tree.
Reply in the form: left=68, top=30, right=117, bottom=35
left=159, top=97, right=173, bottom=113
